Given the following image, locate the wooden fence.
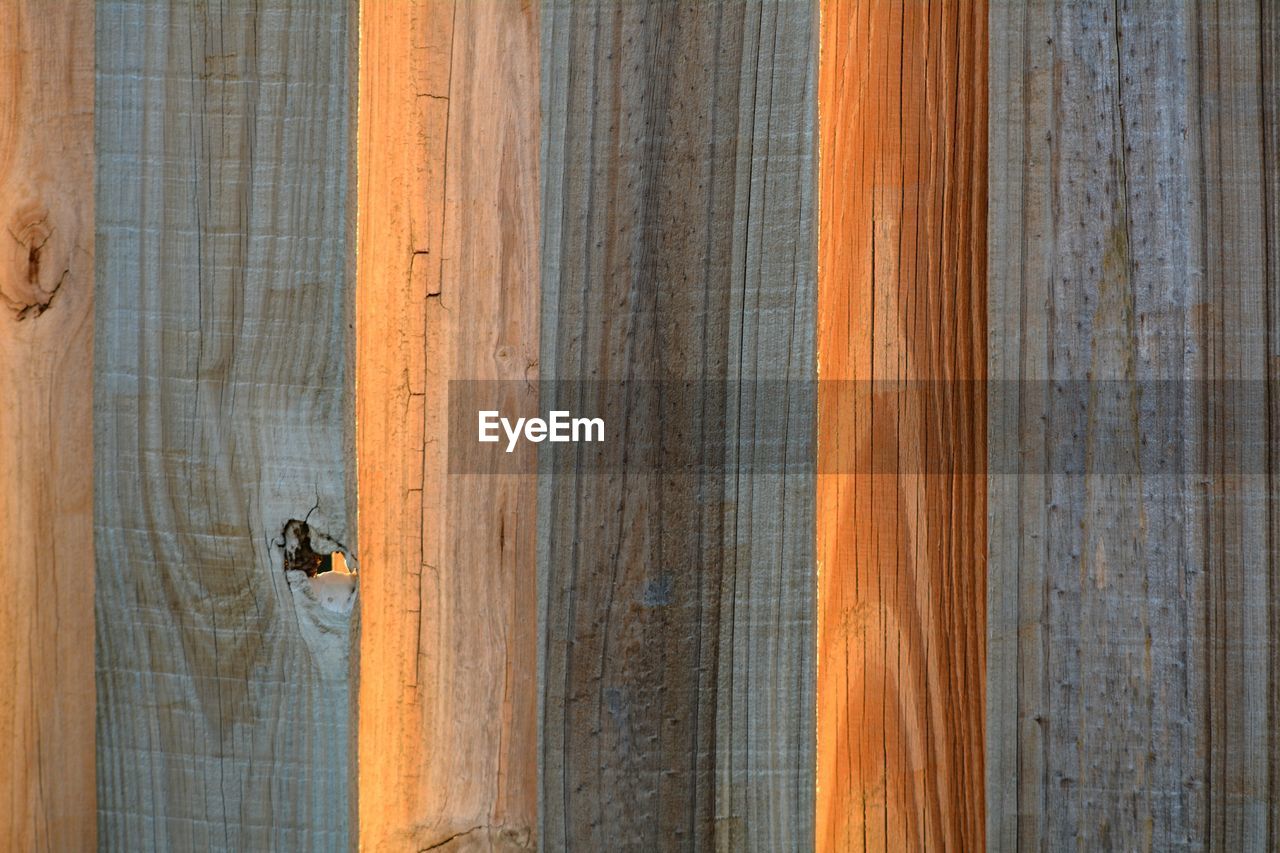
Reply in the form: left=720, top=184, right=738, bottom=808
left=0, top=1, right=1276, bottom=850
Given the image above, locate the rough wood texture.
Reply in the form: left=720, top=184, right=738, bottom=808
left=817, top=1, right=987, bottom=850
left=540, top=1, right=815, bottom=848
left=988, top=1, right=1279, bottom=848
left=94, top=2, right=355, bottom=849
left=0, top=2, right=95, bottom=849
left=356, top=1, right=540, bottom=849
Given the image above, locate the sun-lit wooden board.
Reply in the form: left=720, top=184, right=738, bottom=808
left=988, top=1, right=1279, bottom=848
left=356, top=1, right=540, bottom=848
left=539, top=2, right=816, bottom=848
left=0, top=2, right=95, bottom=849
left=94, top=1, right=356, bottom=848
left=817, top=1, right=987, bottom=849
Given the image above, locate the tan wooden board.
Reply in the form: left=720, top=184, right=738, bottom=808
left=356, top=0, right=540, bottom=848
left=0, top=2, right=96, bottom=848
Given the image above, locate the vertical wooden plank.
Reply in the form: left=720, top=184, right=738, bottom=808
left=989, top=1, right=1280, bottom=847
left=1266, top=2, right=1280, bottom=842
left=715, top=6, right=816, bottom=848
left=817, top=1, right=987, bottom=850
left=356, top=0, right=540, bottom=848
left=1196, top=4, right=1275, bottom=844
left=989, top=3, right=1202, bottom=847
left=94, top=2, right=356, bottom=849
left=539, top=2, right=815, bottom=849
left=987, top=2, right=1044, bottom=849
left=0, top=2, right=95, bottom=849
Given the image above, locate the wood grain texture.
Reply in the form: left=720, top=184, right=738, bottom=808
left=988, top=1, right=1279, bottom=848
left=356, top=1, right=540, bottom=849
left=817, top=1, right=987, bottom=850
left=539, top=1, right=815, bottom=848
left=0, top=2, right=95, bottom=849
left=94, top=1, right=356, bottom=849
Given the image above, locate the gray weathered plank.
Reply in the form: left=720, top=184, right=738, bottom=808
left=94, top=1, right=355, bottom=849
left=539, top=1, right=816, bottom=849
left=989, top=1, right=1279, bottom=848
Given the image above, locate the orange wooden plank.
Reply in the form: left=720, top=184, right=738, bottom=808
left=817, top=1, right=987, bottom=849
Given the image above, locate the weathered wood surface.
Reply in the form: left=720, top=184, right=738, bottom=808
left=94, top=1, right=356, bottom=849
left=0, top=2, right=95, bottom=849
left=817, top=1, right=987, bottom=850
left=356, top=0, right=540, bottom=849
left=988, top=1, right=1279, bottom=848
left=540, top=1, right=815, bottom=848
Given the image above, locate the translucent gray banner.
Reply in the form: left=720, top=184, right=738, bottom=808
left=445, top=379, right=1274, bottom=475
